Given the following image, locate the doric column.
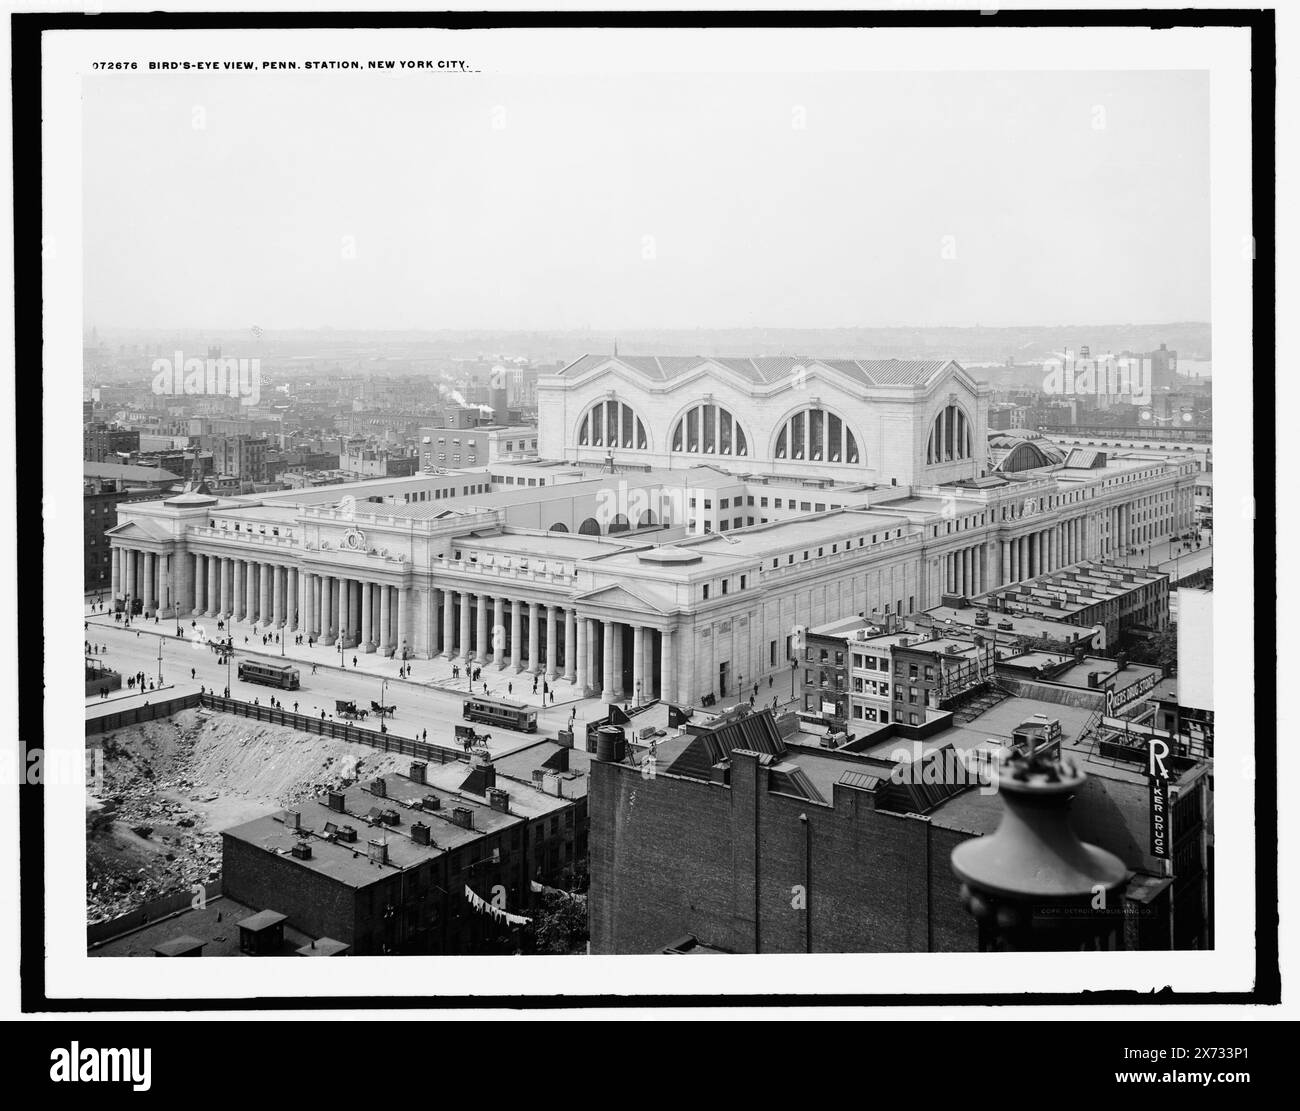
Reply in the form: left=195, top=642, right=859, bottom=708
left=231, top=559, right=245, bottom=621
left=270, top=564, right=283, bottom=626
left=545, top=605, right=558, bottom=681
left=322, top=577, right=334, bottom=640
left=492, top=596, right=506, bottom=668
left=380, top=584, right=392, bottom=651
left=141, top=553, right=155, bottom=613
left=476, top=594, right=489, bottom=663
left=338, top=577, right=349, bottom=644
left=300, top=572, right=312, bottom=636
left=632, top=624, right=645, bottom=704
left=602, top=620, right=615, bottom=702
left=192, top=552, right=204, bottom=613
left=361, top=580, right=374, bottom=651
left=510, top=599, right=523, bottom=671
left=206, top=555, right=219, bottom=615
left=110, top=547, right=121, bottom=600
left=458, top=591, right=472, bottom=661
left=528, top=602, right=541, bottom=674
left=660, top=628, right=675, bottom=706
left=564, top=609, right=577, bottom=682
left=395, top=586, right=407, bottom=658
left=256, top=562, right=269, bottom=625
left=286, top=568, right=298, bottom=632
left=214, top=557, right=227, bottom=617
left=442, top=590, right=456, bottom=658
left=575, top=615, right=589, bottom=693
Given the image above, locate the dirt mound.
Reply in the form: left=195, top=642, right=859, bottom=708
left=87, top=709, right=411, bottom=924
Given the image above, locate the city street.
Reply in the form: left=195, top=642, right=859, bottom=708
left=83, top=607, right=625, bottom=759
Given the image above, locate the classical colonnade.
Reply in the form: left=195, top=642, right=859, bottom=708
left=108, top=548, right=678, bottom=701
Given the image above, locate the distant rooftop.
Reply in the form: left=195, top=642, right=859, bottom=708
left=559, top=354, right=960, bottom=389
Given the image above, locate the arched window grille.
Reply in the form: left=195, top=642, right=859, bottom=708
left=577, top=400, right=648, bottom=450
left=773, top=406, right=859, bottom=464
left=926, top=403, right=973, bottom=464
left=670, top=403, right=749, bottom=457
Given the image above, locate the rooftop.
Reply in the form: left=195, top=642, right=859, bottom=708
left=558, top=354, right=960, bottom=389
left=90, top=894, right=314, bottom=957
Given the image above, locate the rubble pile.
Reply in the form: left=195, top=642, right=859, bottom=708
left=86, top=709, right=409, bottom=925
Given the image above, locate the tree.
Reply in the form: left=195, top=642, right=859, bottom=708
left=525, top=890, right=589, bottom=954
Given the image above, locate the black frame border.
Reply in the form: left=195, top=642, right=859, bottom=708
left=14, top=6, right=1277, bottom=1013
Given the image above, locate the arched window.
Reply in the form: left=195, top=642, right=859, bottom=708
left=608, top=514, right=630, bottom=534
left=670, top=403, right=749, bottom=457
left=578, top=517, right=602, bottom=535
left=549, top=522, right=569, bottom=533
left=926, top=403, right=973, bottom=464
left=577, top=399, right=648, bottom=450
left=773, top=406, right=859, bottom=464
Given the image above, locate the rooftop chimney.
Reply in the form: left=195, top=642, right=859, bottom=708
left=367, top=839, right=388, bottom=865
left=450, top=806, right=474, bottom=830
left=326, top=790, right=346, bottom=813
left=370, top=777, right=387, bottom=798
left=284, top=809, right=300, bottom=830
left=409, top=761, right=427, bottom=784
left=411, top=821, right=431, bottom=846
left=486, top=787, right=510, bottom=813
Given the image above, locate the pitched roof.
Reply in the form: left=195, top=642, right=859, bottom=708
left=84, top=461, right=180, bottom=483
left=559, top=354, right=958, bottom=389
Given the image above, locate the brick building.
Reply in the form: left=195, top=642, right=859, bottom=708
left=589, top=704, right=1210, bottom=953
left=223, top=746, right=589, bottom=955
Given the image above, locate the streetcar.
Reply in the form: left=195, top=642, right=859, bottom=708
left=462, top=697, right=537, bottom=733
left=238, top=660, right=301, bottom=690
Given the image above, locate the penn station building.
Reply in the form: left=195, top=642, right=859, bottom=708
left=108, top=354, right=1198, bottom=706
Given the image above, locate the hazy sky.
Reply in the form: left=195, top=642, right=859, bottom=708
left=82, top=69, right=1209, bottom=331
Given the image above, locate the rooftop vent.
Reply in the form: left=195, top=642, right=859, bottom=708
left=337, top=824, right=358, bottom=843
left=326, top=791, right=346, bottom=813
left=421, top=794, right=441, bottom=810
left=291, top=842, right=312, bottom=860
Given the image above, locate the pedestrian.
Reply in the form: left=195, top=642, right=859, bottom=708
left=508, top=681, right=513, bottom=695
left=532, top=677, right=538, bottom=695
left=294, top=702, right=299, bottom=713
left=191, top=668, right=195, bottom=680
left=549, top=690, right=555, bottom=705
left=422, top=728, right=427, bottom=741
left=353, top=655, right=358, bottom=668
left=224, top=687, right=229, bottom=698
left=312, top=664, right=318, bottom=675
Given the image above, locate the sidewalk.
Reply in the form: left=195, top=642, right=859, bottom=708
left=87, top=608, right=597, bottom=712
